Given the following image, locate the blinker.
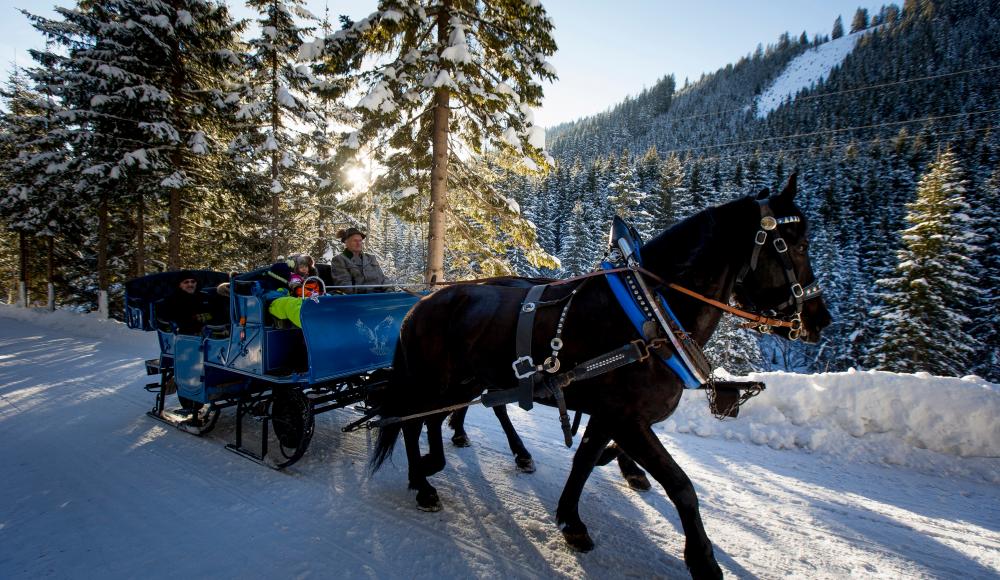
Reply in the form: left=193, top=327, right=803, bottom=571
left=760, top=216, right=777, bottom=230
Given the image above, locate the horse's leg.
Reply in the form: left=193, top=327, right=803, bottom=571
left=615, top=425, right=722, bottom=579
left=421, top=412, right=448, bottom=477
left=493, top=405, right=535, bottom=473
left=448, top=407, right=471, bottom=447
left=595, top=443, right=652, bottom=491
left=556, top=417, right=612, bottom=552
left=402, top=419, right=441, bottom=512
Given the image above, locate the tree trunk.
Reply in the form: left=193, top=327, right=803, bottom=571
left=135, top=190, right=145, bottom=277
left=46, top=235, right=54, bottom=311
left=18, top=231, right=28, bottom=307
left=167, top=3, right=185, bottom=271
left=168, top=185, right=181, bottom=270
left=425, top=0, right=451, bottom=284
left=269, top=46, right=282, bottom=262
left=98, top=191, right=110, bottom=317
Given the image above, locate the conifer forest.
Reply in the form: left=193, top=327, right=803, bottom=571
left=2, top=0, right=998, bottom=381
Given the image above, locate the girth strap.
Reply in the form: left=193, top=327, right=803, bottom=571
left=511, top=284, right=548, bottom=411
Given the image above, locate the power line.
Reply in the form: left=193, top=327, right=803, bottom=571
left=682, top=125, right=997, bottom=165
left=655, top=108, right=1000, bottom=156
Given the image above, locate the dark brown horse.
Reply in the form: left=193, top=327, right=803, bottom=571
left=370, top=176, right=831, bottom=578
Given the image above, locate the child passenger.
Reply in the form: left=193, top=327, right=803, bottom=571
left=288, top=254, right=322, bottom=298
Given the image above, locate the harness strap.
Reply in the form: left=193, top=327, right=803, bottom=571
left=512, top=284, right=548, bottom=411
left=664, top=281, right=797, bottom=329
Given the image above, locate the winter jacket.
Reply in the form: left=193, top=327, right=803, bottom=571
left=329, top=250, right=387, bottom=294
left=157, top=287, right=226, bottom=334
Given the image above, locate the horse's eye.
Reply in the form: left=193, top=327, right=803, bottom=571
left=797, top=244, right=808, bottom=254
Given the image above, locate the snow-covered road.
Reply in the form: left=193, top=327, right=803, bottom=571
left=1, top=307, right=997, bottom=579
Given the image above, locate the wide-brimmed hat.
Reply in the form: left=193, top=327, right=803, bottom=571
left=337, top=227, right=366, bottom=243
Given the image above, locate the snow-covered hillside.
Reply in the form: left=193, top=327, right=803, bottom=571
left=755, top=28, right=875, bottom=118
left=1, top=305, right=998, bottom=578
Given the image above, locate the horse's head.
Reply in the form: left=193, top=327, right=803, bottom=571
left=734, top=174, right=832, bottom=343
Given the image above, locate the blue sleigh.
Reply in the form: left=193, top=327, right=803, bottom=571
left=125, top=267, right=420, bottom=469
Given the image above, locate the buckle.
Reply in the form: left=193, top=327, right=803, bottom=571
left=512, top=356, right=538, bottom=379
left=773, top=238, right=788, bottom=253
left=754, top=230, right=767, bottom=245
left=791, top=283, right=804, bottom=298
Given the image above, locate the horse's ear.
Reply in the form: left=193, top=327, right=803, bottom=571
left=756, top=187, right=770, bottom=200
left=777, top=173, right=798, bottom=201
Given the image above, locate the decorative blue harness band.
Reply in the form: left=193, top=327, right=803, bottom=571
left=601, top=262, right=702, bottom=389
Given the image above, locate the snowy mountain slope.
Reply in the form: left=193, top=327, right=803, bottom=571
left=1, top=305, right=998, bottom=579
left=755, top=28, right=876, bottom=118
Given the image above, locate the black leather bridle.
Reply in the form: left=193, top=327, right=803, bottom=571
left=734, top=200, right=823, bottom=340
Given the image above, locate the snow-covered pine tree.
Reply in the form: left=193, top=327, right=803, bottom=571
left=236, top=0, right=317, bottom=261
left=0, top=66, right=76, bottom=308
left=704, top=314, right=763, bottom=375
left=966, top=166, right=1000, bottom=380
left=305, top=4, right=353, bottom=262
left=648, top=152, right=684, bottom=231
left=38, top=1, right=247, bottom=273
left=307, top=0, right=558, bottom=281
left=607, top=149, right=652, bottom=237
left=870, top=150, right=981, bottom=376
left=832, top=15, right=845, bottom=40
left=850, top=7, right=870, bottom=33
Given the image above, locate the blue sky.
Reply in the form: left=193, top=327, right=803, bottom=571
left=1, top=0, right=888, bottom=126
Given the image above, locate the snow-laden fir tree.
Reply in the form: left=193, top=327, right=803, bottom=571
left=305, top=0, right=558, bottom=280
left=236, top=0, right=318, bottom=260
left=704, top=314, right=763, bottom=375
left=870, top=150, right=981, bottom=376
left=607, top=149, right=653, bottom=238
left=966, top=166, right=1000, bottom=381
left=648, top=152, right=684, bottom=230
left=22, top=0, right=246, bottom=297
left=0, top=66, right=76, bottom=308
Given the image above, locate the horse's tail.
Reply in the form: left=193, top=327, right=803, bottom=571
left=369, top=421, right=402, bottom=474
left=369, top=322, right=413, bottom=474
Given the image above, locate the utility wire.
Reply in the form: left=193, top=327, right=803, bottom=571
left=656, top=108, right=1000, bottom=156
left=674, top=125, right=997, bottom=165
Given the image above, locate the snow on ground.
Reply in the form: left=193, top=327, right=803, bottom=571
left=755, top=28, right=876, bottom=118
left=1, top=304, right=998, bottom=579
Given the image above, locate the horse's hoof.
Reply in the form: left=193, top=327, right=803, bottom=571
left=515, top=455, right=536, bottom=473
left=686, top=547, right=723, bottom=580
left=451, top=433, right=471, bottom=448
left=561, top=525, right=595, bottom=552
left=687, top=560, right=723, bottom=580
left=625, top=473, right=651, bottom=491
left=416, top=488, right=441, bottom=512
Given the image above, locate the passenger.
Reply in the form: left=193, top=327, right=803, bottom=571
left=266, top=256, right=320, bottom=329
left=329, top=227, right=388, bottom=294
left=288, top=254, right=323, bottom=298
left=158, top=270, right=224, bottom=334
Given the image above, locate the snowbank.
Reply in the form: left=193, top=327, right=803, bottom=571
left=0, top=304, right=153, bottom=349
left=666, top=369, right=1000, bottom=482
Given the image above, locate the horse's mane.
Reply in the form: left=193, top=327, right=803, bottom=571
left=640, top=196, right=756, bottom=283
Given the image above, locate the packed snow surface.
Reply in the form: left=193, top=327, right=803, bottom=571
left=755, top=28, right=873, bottom=118
left=1, top=305, right=997, bottom=578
